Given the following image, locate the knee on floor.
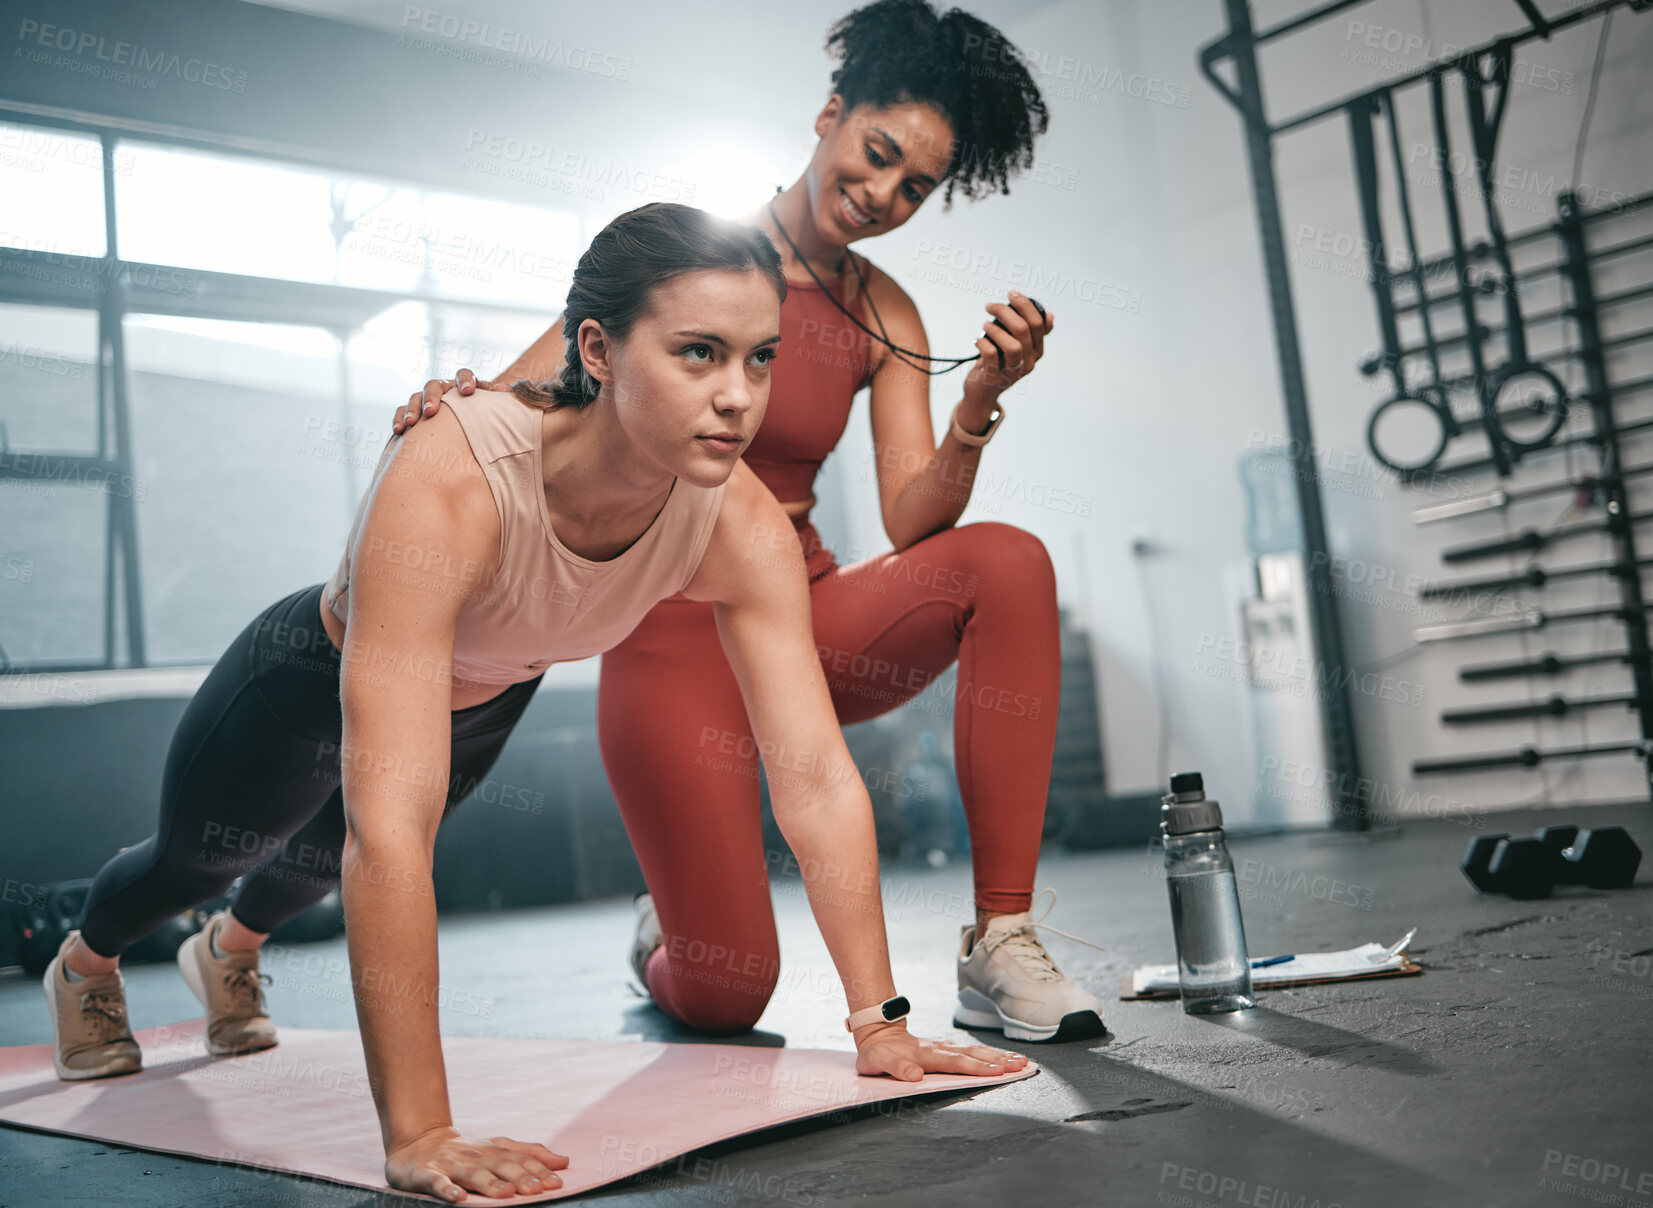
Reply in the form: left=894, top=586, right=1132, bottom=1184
left=670, top=993, right=774, bottom=1036
left=659, top=960, right=778, bottom=1034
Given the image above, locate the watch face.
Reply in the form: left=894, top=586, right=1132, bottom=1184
left=881, top=995, right=911, bottom=1020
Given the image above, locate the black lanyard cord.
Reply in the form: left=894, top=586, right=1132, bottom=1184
left=765, top=190, right=985, bottom=378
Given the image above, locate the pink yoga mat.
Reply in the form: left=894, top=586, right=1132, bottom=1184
left=0, top=1018, right=1037, bottom=1202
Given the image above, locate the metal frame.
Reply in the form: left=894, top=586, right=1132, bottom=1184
left=0, top=106, right=556, bottom=674
left=1197, top=0, right=1641, bottom=822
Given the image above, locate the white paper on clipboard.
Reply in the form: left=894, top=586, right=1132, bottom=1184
left=1128, top=929, right=1417, bottom=997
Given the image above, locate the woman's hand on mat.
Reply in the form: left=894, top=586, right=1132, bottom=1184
left=852, top=1020, right=1028, bottom=1082
left=384, top=1124, right=568, bottom=1202
left=964, top=289, right=1053, bottom=403
left=395, top=369, right=495, bottom=435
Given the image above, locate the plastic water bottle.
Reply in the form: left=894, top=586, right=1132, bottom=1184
left=1161, top=771, right=1255, bottom=1014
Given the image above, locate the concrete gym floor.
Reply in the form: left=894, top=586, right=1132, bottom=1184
left=1, top=801, right=1648, bottom=1208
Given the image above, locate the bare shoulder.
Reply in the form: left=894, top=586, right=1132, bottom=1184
left=682, top=461, right=800, bottom=605
left=360, top=401, right=501, bottom=563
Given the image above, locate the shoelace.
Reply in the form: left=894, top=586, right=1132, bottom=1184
left=78, top=990, right=131, bottom=1044
left=221, top=966, right=273, bottom=1016
left=978, top=888, right=1106, bottom=982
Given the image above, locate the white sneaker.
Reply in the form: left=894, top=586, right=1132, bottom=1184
left=954, top=888, right=1107, bottom=1043
left=630, top=892, right=662, bottom=992
left=43, top=931, right=142, bottom=1081
left=176, top=911, right=278, bottom=1057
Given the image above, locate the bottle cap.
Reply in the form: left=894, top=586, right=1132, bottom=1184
left=1161, top=770, right=1224, bottom=835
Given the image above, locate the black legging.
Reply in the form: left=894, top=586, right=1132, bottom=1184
left=77, top=582, right=543, bottom=958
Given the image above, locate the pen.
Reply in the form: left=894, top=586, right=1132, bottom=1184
left=1251, top=954, right=1293, bottom=968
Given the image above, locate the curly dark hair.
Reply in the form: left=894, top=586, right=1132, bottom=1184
left=824, top=0, right=1049, bottom=208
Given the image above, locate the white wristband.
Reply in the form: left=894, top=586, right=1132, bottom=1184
left=950, top=402, right=1003, bottom=448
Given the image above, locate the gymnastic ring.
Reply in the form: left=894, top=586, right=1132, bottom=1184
left=1367, top=388, right=1454, bottom=474
left=1485, top=363, right=1569, bottom=454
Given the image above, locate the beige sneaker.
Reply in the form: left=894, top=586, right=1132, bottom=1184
left=954, top=888, right=1107, bottom=1043
left=176, top=911, right=278, bottom=1056
left=630, top=892, right=662, bottom=992
left=42, top=931, right=142, bottom=1081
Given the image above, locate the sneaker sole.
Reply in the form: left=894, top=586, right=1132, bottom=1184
left=42, top=958, right=142, bottom=1081
left=953, top=990, right=1106, bottom=1044
left=177, top=930, right=279, bottom=1057
left=630, top=896, right=661, bottom=992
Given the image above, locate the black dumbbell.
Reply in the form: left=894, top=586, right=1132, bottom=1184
left=1487, top=837, right=1559, bottom=900
left=1550, top=826, right=1641, bottom=889
left=1461, top=833, right=1509, bottom=893
left=1482, top=826, right=1581, bottom=900
left=1461, top=830, right=1559, bottom=891
left=1461, top=826, right=1641, bottom=899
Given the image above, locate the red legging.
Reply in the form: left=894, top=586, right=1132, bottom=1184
left=596, top=520, right=1060, bottom=1033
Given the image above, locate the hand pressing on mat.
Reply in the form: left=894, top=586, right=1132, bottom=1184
left=385, top=1124, right=568, bottom=1202
left=853, top=1019, right=1028, bottom=1082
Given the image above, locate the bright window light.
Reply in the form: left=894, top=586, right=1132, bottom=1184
left=0, top=123, right=110, bottom=257
left=670, top=143, right=799, bottom=220
left=114, top=142, right=580, bottom=307
left=116, top=143, right=336, bottom=280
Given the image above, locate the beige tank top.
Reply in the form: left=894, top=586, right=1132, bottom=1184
left=322, top=387, right=725, bottom=687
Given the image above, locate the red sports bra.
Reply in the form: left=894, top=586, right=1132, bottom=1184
left=741, top=263, right=876, bottom=515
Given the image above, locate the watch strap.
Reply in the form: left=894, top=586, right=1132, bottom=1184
left=845, top=994, right=911, bottom=1032
left=950, top=402, right=1003, bottom=448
